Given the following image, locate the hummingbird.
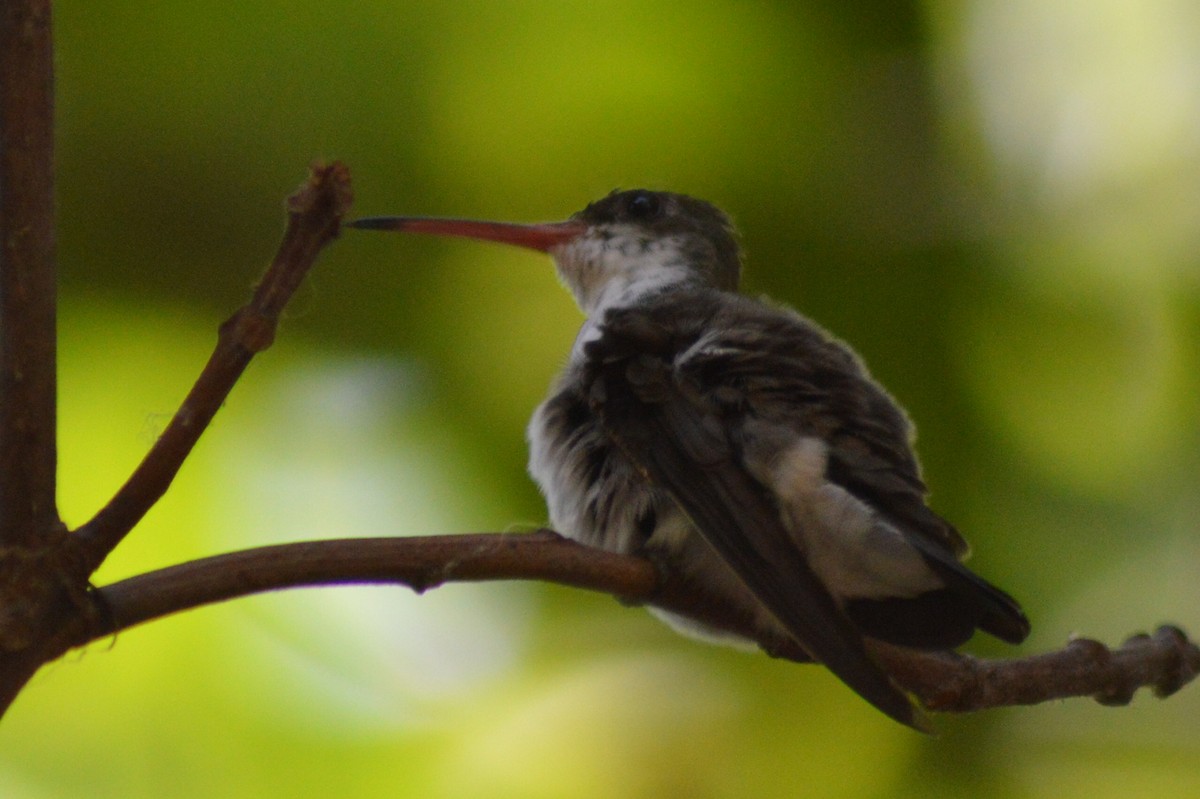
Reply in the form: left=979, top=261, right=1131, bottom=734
left=350, top=189, right=1030, bottom=729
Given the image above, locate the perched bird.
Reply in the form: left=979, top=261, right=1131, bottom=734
left=350, top=189, right=1030, bottom=729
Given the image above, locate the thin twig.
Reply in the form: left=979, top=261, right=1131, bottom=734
left=0, top=0, right=60, bottom=547
left=72, top=162, right=353, bottom=574
left=82, top=531, right=1200, bottom=720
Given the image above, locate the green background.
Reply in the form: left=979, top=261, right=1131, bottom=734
left=4, top=0, right=1199, bottom=796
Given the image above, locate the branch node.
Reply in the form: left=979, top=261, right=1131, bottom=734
left=407, top=572, right=443, bottom=595
left=0, top=525, right=92, bottom=651
left=220, top=308, right=276, bottom=353
left=1149, top=625, right=1198, bottom=699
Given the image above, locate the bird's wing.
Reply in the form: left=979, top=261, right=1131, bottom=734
left=583, top=295, right=925, bottom=730
left=683, top=298, right=970, bottom=559
left=677, top=296, right=1028, bottom=645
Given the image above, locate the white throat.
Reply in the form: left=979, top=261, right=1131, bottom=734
left=553, top=227, right=695, bottom=319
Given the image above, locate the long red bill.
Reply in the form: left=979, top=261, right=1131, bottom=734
left=348, top=216, right=586, bottom=253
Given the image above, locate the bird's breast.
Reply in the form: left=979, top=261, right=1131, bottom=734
left=527, top=376, right=665, bottom=556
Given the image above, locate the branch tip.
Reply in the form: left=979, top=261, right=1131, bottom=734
left=288, top=160, right=354, bottom=222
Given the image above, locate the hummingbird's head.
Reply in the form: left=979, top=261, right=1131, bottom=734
left=349, top=189, right=742, bottom=317
left=553, top=190, right=741, bottom=316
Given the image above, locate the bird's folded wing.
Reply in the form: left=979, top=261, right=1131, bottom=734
left=587, top=350, right=925, bottom=730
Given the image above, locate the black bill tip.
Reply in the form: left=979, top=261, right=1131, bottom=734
left=346, top=217, right=409, bottom=230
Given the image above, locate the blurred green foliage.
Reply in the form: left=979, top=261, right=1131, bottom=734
left=2, top=0, right=1198, bottom=796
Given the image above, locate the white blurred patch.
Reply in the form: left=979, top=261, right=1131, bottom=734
left=963, top=0, right=1200, bottom=204
left=206, top=355, right=535, bottom=733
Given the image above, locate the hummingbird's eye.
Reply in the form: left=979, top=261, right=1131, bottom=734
left=625, top=192, right=662, bottom=220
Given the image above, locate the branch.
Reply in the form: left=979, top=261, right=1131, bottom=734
left=0, top=0, right=81, bottom=681
left=73, top=162, right=353, bottom=574
left=0, top=0, right=60, bottom=546
left=96, top=531, right=655, bottom=630
left=82, top=531, right=1199, bottom=720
